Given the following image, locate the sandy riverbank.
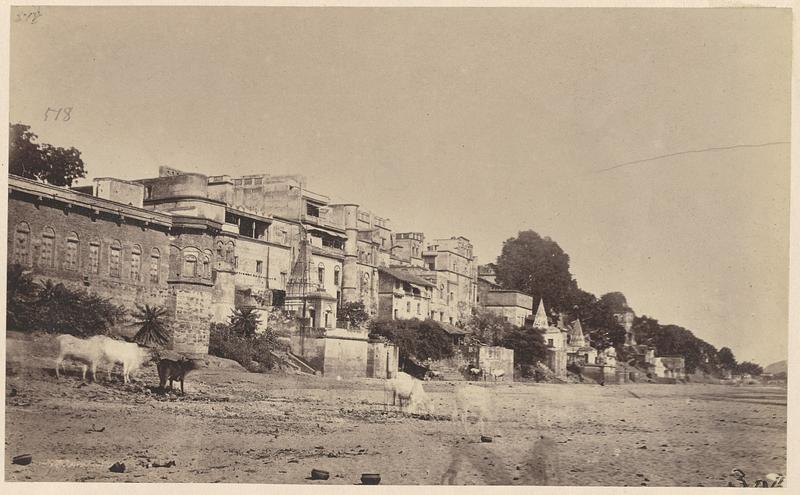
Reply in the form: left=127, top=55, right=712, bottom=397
left=4, top=334, right=786, bottom=486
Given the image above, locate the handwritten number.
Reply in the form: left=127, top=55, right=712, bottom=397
left=14, top=9, right=42, bottom=24
left=44, top=107, right=73, bottom=122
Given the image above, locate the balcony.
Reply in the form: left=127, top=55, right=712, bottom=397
left=311, top=244, right=345, bottom=259
left=302, top=212, right=345, bottom=231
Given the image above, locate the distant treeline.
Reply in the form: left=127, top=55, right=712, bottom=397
left=491, top=230, right=762, bottom=376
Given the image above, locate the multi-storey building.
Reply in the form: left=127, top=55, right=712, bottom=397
left=7, top=165, right=482, bottom=352
left=378, top=233, right=479, bottom=326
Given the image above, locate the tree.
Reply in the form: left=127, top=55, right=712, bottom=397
left=9, top=123, right=86, bottom=186
left=132, top=304, right=171, bottom=347
left=494, top=230, right=577, bottom=314
left=500, top=327, right=547, bottom=366
left=208, top=322, right=275, bottom=372
left=735, top=361, right=763, bottom=376
left=631, top=315, right=662, bottom=346
left=229, top=307, right=261, bottom=338
left=338, top=301, right=370, bottom=328
left=571, top=296, right=626, bottom=350
left=632, top=315, right=726, bottom=375
left=369, top=318, right=454, bottom=362
left=465, top=308, right=513, bottom=346
left=717, top=347, right=737, bottom=371
left=598, top=292, right=631, bottom=315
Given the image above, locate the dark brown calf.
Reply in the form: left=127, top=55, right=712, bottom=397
left=157, top=358, right=199, bottom=394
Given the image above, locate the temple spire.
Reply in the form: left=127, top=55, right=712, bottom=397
left=569, top=319, right=587, bottom=347
left=533, top=298, right=549, bottom=328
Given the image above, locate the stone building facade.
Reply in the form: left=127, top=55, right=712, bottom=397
left=8, top=166, right=483, bottom=355
left=8, top=175, right=220, bottom=354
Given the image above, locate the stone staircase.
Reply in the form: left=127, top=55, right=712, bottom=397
left=425, top=362, right=468, bottom=381
left=270, top=350, right=317, bottom=375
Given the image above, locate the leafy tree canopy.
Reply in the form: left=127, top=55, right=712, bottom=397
left=10, top=123, right=86, bottom=186
left=368, top=318, right=454, bottom=362
left=465, top=308, right=513, bottom=346
left=338, top=301, right=370, bottom=328
left=500, top=327, right=547, bottom=366
left=494, top=230, right=577, bottom=315
left=735, top=361, right=763, bottom=376
left=598, top=292, right=631, bottom=315
left=717, top=347, right=737, bottom=370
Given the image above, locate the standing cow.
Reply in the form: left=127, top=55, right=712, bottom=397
left=55, top=334, right=105, bottom=382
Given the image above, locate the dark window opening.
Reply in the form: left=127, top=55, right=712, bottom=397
left=306, top=203, right=320, bottom=217
left=272, top=290, right=286, bottom=307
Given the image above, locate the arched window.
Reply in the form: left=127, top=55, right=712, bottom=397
left=13, top=222, right=31, bottom=266
left=317, top=263, right=325, bottom=287
left=149, top=248, right=160, bottom=284
left=216, top=241, right=224, bottom=259
left=109, top=240, right=122, bottom=277
left=130, top=245, right=142, bottom=281
left=88, top=239, right=100, bottom=274
left=225, top=241, right=235, bottom=263
left=184, top=254, right=197, bottom=277
left=203, top=255, right=211, bottom=279
left=64, top=232, right=79, bottom=271
left=334, top=266, right=340, bottom=286
left=40, top=227, right=56, bottom=269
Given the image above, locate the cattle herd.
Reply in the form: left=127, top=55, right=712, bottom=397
left=54, top=333, right=498, bottom=435
left=54, top=334, right=200, bottom=394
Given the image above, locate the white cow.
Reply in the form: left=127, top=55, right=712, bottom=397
left=97, top=336, right=152, bottom=383
left=452, top=383, right=495, bottom=436
left=55, top=334, right=105, bottom=382
left=384, top=372, right=434, bottom=414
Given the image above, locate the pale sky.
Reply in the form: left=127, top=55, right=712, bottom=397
left=9, top=7, right=791, bottom=366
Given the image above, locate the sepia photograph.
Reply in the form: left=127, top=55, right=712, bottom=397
left=3, top=2, right=793, bottom=488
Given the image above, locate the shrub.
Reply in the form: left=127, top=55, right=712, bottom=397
left=369, top=318, right=454, bottom=362
left=6, top=265, right=125, bottom=336
left=338, top=301, right=370, bottom=328
left=500, top=326, right=547, bottom=366
left=228, top=307, right=262, bottom=338
left=209, top=322, right=275, bottom=372
left=132, top=304, right=171, bottom=347
left=264, top=307, right=298, bottom=339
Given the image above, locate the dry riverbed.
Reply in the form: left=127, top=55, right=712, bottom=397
left=5, top=334, right=787, bottom=486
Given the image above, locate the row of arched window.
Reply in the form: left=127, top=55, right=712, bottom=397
left=181, top=248, right=213, bottom=280
left=12, top=222, right=162, bottom=284
left=215, top=240, right=236, bottom=264
left=316, top=263, right=341, bottom=289
left=358, top=249, right=374, bottom=264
